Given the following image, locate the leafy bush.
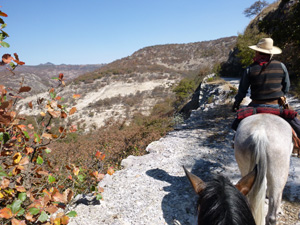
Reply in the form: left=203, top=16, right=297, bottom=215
left=0, top=10, right=109, bottom=224
left=236, top=29, right=268, bottom=68
left=173, top=78, right=196, bottom=110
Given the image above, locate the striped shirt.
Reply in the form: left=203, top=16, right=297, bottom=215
left=235, top=60, right=290, bottom=103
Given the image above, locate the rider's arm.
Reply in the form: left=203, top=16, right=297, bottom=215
left=281, top=63, right=290, bottom=94
left=235, top=67, right=250, bottom=103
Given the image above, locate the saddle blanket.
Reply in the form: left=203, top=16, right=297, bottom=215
left=237, top=107, right=298, bottom=120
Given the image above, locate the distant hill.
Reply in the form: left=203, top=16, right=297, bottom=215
left=0, top=63, right=104, bottom=94
left=74, top=36, right=237, bottom=83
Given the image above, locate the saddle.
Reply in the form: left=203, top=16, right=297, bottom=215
left=236, top=107, right=298, bottom=120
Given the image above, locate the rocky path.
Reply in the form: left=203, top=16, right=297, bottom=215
left=69, top=77, right=300, bottom=225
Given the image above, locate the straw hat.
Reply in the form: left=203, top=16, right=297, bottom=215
left=249, top=38, right=282, bottom=54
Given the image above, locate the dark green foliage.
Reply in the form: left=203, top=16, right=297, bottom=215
left=258, top=1, right=300, bottom=46
left=173, top=78, right=196, bottom=110
left=236, top=29, right=267, bottom=68
left=257, top=1, right=300, bottom=80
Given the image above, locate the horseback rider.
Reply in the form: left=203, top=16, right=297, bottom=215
left=232, top=37, right=300, bottom=152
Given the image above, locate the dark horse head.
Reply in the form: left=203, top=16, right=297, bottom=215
left=184, top=166, right=257, bottom=225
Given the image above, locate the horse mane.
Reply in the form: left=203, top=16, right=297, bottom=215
left=197, top=175, right=256, bottom=225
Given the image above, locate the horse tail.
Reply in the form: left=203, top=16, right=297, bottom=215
left=248, top=128, right=268, bottom=225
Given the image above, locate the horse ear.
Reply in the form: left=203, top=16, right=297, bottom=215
left=183, top=166, right=206, bottom=194
left=235, top=165, right=257, bottom=195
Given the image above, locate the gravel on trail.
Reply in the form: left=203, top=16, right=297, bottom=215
left=69, top=76, right=300, bottom=225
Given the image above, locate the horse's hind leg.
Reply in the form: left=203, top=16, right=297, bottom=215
left=265, top=187, right=284, bottom=225
left=265, top=156, right=291, bottom=225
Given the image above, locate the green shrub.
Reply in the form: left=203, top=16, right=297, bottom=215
left=236, top=29, right=268, bottom=67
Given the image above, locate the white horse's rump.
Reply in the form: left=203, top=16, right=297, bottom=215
left=234, top=113, right=293, bottom=225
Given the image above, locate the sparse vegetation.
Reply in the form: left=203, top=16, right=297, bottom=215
left=243, top=0, right=269, bottom=18
left=73, top=37, right=236, bottom=84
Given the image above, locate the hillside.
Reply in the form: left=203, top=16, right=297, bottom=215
left=74, top=36, right=237, bottom=83
left=17, top=37, right=237, bottom=132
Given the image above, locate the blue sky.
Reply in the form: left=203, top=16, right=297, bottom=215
left=1, top=0, right=272, bottom=65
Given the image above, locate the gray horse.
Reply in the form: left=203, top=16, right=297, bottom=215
left=234, top=113, right=293, bottom=225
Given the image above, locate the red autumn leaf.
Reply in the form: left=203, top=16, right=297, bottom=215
left=98, top=186, right=104, bottom=193
left=18, top=86, right=31, bottom=93
left=0, top=11, right=8, bottom=17
left=0, top=101, right=9, bottom=109
left=61, top=111, right=67, bottom=119
left=107, top=167, right=115, bottom=175
left=0, top=178, right=10, bottom=189
left=13, top=59, right=25, bottom=65
left=49, top=88, right=55, bottom=93
left=15, top=185, right=26, bottom=192
left=73, top=167, right=80, bottom=176
left=92, top=171, right=105, bottom=181
left=17, top=124, right=27, bottom=131
left=25, top=146, right=34, bottom=154
left=59, top=127, right=65, bottom=133
left=10, top=111, right=16, bottom=119
left=0, top=207, right=13, bottom=219
left=48, top=110, right=60, bottom=118
left=95, top=151, right=102, bottom=159
left=28, top=101, right=33, bottom=109
left=95, top=151, right=105, bottom=161
left=65, top=165, right=72, bottom=170
left=0, top=114, right=11, bottom=125
left=55, top=96, right=62, bottom=100
left=2, top=55, right=13, bottom=64
left=69, top=107, right=77, bottom=115
left=13, top=166, right=22, bottom=175
left=72, top=94, right=81, bottom=99
left=11, top=218, right=26, bottom=225
left=19, top=156, right=29, bottom=165
left=36, top=169, right=49, bottom=176
left=14, top=53, right=20, bottom=61
left=67, top=175, right=73, bottom=180
left=49, top=100, right=57, bottom=109
left=13, top=218, right=27, bottom=225
left=24, top=212, right=35, bottom=222
left=42, top=133, right=53, bottom=140
left=61, top=215, right=70, bottom=225
left=28, top=124, right=34, bottom=129
left=59, top=73, right=64, bottom=80
left=45, top=205, right=58, bottom=214
left=91, top=171, right=98, bottom=178
left=0, top=85, right=7, bottom=95
left=69, top=125, right=77, bottom=133
left=16, top=176, right=23, bottom=185
left=52, top=191, right=66, bottom=203
left=63, top=188, right=74, bottom=202
left=43, top=189, right=52, bottom=198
